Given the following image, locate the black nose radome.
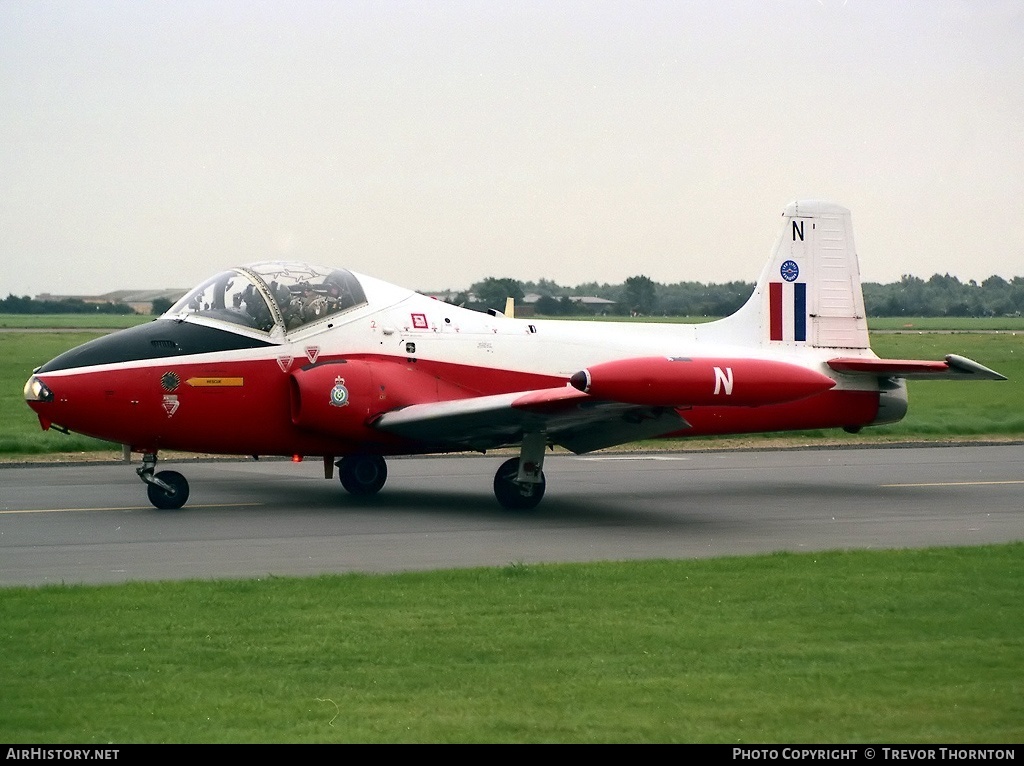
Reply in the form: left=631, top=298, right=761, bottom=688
left=35, top=319, right=275, bottom=373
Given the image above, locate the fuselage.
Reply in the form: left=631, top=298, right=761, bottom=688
left=24, top=263, right=888, bottom=458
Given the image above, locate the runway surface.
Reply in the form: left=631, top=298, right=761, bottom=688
left=1, top=444, right=1022, bottom=586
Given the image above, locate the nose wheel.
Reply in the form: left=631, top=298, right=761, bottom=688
left=137, top=453, right=190, bottom=510
left=337, top=454, right=388, bottom=495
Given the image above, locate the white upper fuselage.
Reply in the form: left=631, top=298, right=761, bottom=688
left=164, top=271, right=872, bottom=392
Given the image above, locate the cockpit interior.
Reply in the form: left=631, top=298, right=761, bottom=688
left=166, top=261, right=368, bottom=335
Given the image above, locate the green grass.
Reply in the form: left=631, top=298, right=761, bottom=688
left=4, top=317, right=1021, bottom=742
left=1, top=546, right=1020, bottom=743
left=0, top=314, right=153, bottom=329
left=870, top=333, right=1024, bottom=437
left=868, top=316, right=1024, bottom=331
left=3, top=323, right=1022, bottom=456
left=0, top=331, right=118, bottom=454
left=4, top=312, right=1024, bottom=332
left=539, top=313, right=719, bottom=323
left=533, top=315, right=1024, bottom=331
left=697, top=332, right=1024, bottom=445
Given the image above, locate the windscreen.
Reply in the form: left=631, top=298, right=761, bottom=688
left=166, top=269, right=276, bottom=331
left=166, top=262, right=368, bottom=334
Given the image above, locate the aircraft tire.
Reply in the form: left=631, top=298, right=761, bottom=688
left=338, top=454, right=388, bottom=495
left=493, top=457, right=545, bottom=511
left=147, top=470, right=190, bottom=510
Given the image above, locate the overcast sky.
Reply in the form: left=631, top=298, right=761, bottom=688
left=2, top=0, right=1022, bottom=298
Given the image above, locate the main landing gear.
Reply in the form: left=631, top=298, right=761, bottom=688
left=137, top=452, right=190, bottom=510
left=493, top=457, right=546, bottom=510
left=133, top=437, right=549, bottom=511
left=331, top=433, right=549, bottom=511
left=491, top=431, right=547, bottom=511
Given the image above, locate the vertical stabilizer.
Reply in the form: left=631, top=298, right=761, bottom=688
left=714, top=201, right=870, bottom=350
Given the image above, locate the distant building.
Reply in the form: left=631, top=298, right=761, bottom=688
left=569, top=296, right=616, bottom=314
left=422, top=291, right=480, bottom=305
left=519, top=294, right=617, bottom=316
left=36, top=288, right=188, bottom=315
left=420, top=291, right=617, bottom=317
left=99, top=289, right=190, bottom=314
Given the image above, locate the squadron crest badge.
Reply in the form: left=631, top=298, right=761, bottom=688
left=330, top=377, right=350, bottom=407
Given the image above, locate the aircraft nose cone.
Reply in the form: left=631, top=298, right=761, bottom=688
left=569, top=370, right=591, bottom=393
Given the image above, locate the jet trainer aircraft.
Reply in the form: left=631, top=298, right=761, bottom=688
left=24, top=201, right=1005, bottom=510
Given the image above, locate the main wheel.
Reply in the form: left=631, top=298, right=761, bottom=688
left=147, top=470, right=190, bottom=510
left=338, top=454, right=388, bottom=495
left=493, top=457, right=545, bottom=511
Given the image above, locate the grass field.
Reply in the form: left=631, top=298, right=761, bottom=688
left=0, top=314, right=154, bottom=330
left=542, top=314, right=1024, bottom=331
left=2, top=546, right=1021, bottom=743
left=869, top=333, right=1023, bottom=436
left=3, top=317, right=1021, bottom=744
left=868, top=316, right=1024, bottom=331
left=2, top=319, right=1022, bottom=456
left=4, top=313, right=1024, bottom=331
left=1, top=331, right=115, bottom=454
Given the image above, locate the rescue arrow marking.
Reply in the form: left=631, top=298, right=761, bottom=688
left=186, top=377, right=244, bottom=387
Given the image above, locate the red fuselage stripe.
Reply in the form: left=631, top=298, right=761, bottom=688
left=28, top=353, right=880, bottom=457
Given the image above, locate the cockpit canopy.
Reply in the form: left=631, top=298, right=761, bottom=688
left=166, top=262, right=368, bottom=335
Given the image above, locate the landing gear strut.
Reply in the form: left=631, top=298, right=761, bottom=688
left=137, top=452, right=190, bottom=510
left=493, top=431, right=547, bottom=511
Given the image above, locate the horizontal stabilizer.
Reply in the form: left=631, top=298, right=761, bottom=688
left=827, top=354, right=1006, bottom=381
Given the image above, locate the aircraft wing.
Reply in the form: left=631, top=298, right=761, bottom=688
left=371, top=384, right=689, bottom=454
left=827, top=354, right=1006, bottom=381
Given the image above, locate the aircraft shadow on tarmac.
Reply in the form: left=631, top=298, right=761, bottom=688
left=163, top=470, right=683, bottom=525
left=178, top=470, right=903, bottom=529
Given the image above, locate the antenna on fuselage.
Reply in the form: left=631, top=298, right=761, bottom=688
left=486, top=297, right=516, bottom=318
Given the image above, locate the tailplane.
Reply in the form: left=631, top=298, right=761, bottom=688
left=698, top=201, right=1004, bottom=426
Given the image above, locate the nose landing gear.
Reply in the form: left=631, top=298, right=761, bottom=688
left=137, top=452, right=190, bottom=510
left=336, top=454, right=388, bottom=496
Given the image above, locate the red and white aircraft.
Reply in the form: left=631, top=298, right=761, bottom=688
left=24, top=201, right=1005, bottom=510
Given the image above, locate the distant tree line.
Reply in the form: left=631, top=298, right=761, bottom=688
left=458, top=273, right=1024, bottom=318
left=452, top=275, right=761, bottom=317
left=862, top=274, right=1024, bottom=318
left=4, top=272, right=1024, bottom=318
left=0, top=294, right=138, bottom=315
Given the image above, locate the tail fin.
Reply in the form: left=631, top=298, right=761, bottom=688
left=716, top=200, right=870, bottom=350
